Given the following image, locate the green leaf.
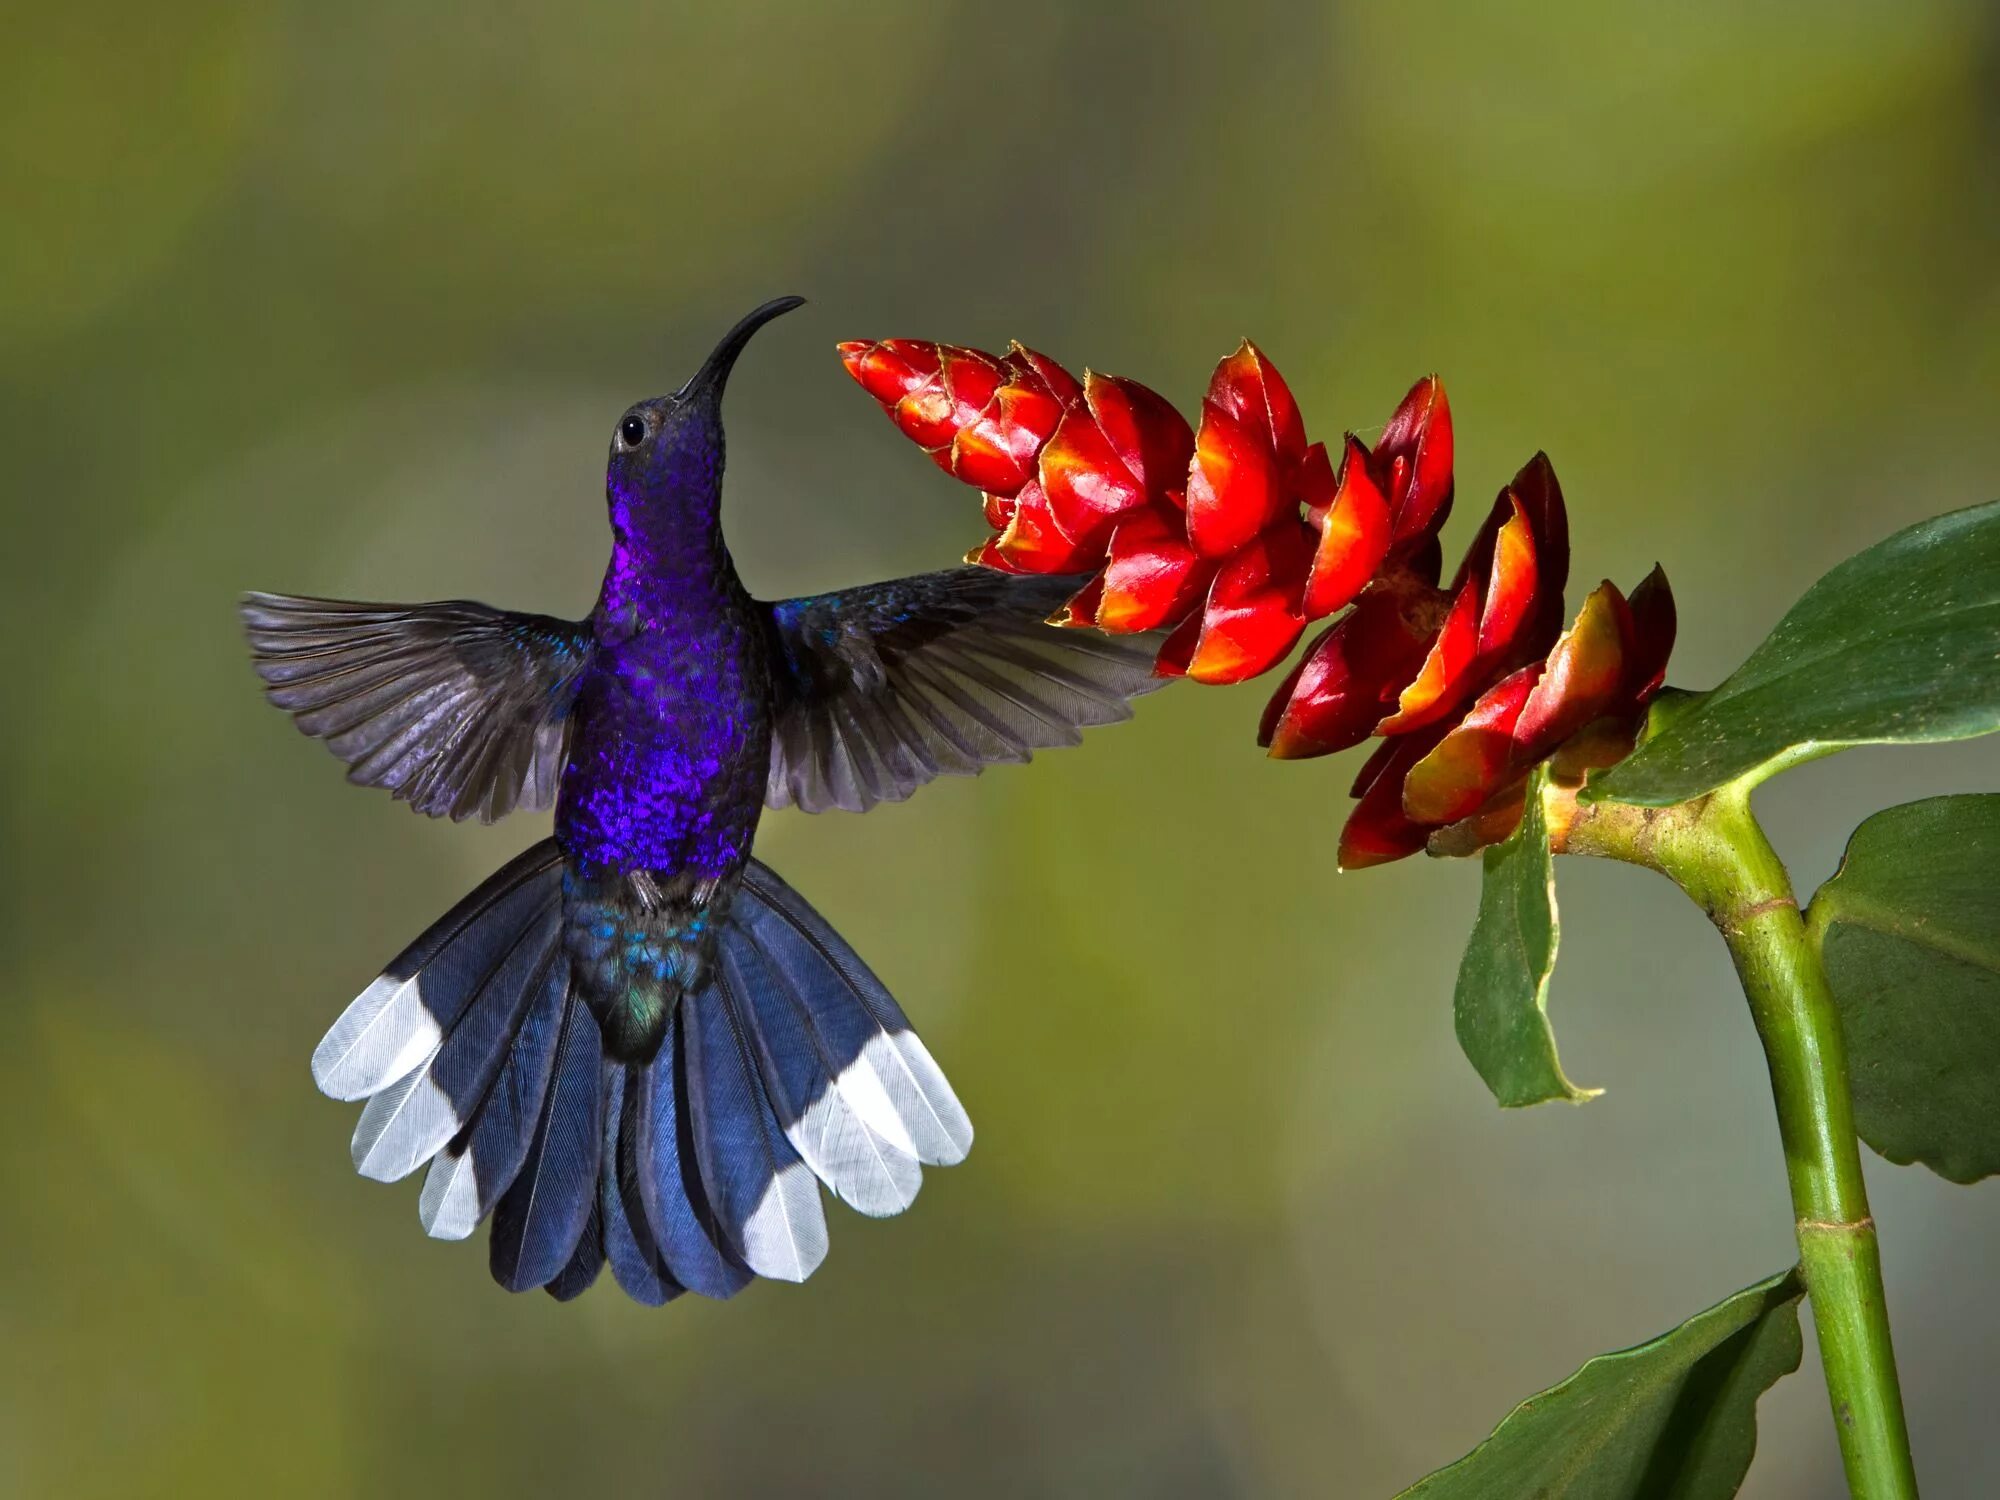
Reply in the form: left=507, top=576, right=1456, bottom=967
left=1454, top=766, right=1598, bottom=1107
left=1395, top=1270, right=1805, bottom=1500
left=1809, top=794, right=2000, bottom=1183
left=1590, top=498, right=2000, bottom=807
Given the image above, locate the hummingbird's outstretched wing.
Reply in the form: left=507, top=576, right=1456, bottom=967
left=243, top=593, right=593, bottom=822
left=762, top=567, right=1167, bottom=814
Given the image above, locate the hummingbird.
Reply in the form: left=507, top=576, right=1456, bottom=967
left=242, top=298, right=1164, bottom=1304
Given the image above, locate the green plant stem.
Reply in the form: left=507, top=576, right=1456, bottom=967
left=1560, top=785, right=1919, bottom=1498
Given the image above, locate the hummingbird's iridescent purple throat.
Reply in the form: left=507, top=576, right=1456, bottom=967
left=244, top=298, right=1163, bottom=1304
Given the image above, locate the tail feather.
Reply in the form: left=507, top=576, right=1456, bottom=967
left=488, top=992, right=603, bottom=1292
left=351, top=902, right=561, bottom=1183
left=721, top=934, right=923, bottom=1218
left=418, top=948, right=568, bottom=1240
left=314, top=842, right=563, bottom=1100
left=684, top=975, right=829, bottom=1283
left=544, top=1191, right=606, bottom=1303
left=315, top=842, right=971, bottom=1305
left=632, top=1020, right=756, bottom=1299
left=600, top=1065, right=682, bottom=1306
left=736, top=862, right=973, bottom=1165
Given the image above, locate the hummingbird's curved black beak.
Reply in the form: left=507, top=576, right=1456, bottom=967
left=676, top=296, right=806, bottom=406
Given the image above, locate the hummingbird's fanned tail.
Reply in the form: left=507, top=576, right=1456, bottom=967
left=311, top=844, right=971, bottom=1303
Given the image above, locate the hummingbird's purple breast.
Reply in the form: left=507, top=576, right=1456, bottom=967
left=556, top=606, right=771, bottom=879
left=553, top=464, right=773, bottom=880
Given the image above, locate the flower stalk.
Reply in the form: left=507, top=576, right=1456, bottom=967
left=1559, top=783, right=1919, bottom=1499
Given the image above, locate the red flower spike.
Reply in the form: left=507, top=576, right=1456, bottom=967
left=1083, top=373, right=1196, bottom=507
left=1512, top=581, right=1634, bottom=755
left=1186, top=397, right=1284, bottom=558
left=1376, top=375, right=1454, bottom=549
left=1208, top=341, right=1309, bottom=469
left=847, top=338, right=1680, bottom=869
left=1182, top=520, right=1314, bottom=685
left=1338, top=727, right=1450, bottom=870
left=987, top=480, right=1103, bottom=574
left=1262, top=586, right=1440, bottom=758
left=1097, top=507, right=1215, bottom=634
left=952, top=382, right=1066, bottom=495
left=1303, top=437, right=1393, bottom=620
left=1376, top=581, right=1480, bottom=735
left=1400, top=663, right=1542, bottom=826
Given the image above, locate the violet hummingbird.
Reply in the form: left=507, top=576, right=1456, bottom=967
left=244, top=298, right=1162, bottom=1301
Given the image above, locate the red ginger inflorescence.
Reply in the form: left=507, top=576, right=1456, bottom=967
left=840, top=336, right=1676, bottom=868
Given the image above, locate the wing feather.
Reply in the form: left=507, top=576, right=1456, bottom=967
left=243, top=593, right=592, bottom=823
left=763, top=569, right=1165, bottom=814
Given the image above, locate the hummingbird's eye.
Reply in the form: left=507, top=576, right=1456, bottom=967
left=618, top=415, right=647, bottom=448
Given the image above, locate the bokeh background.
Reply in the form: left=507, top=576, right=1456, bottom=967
left=5, top=2, right=2000, bottom=1495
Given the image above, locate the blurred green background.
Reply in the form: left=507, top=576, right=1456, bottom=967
left=4, top=2, right=1999, bottom=1495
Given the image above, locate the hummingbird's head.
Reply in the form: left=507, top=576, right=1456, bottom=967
left=605, top=295, right=805, bottom=521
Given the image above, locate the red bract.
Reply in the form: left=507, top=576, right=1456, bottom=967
left=1302, top=438, right=1392, bottom=620
left=1039, top=372, right=1193, bottom=552
left=1187, top=343, right=1306, bottom=557
left=973, top=481, right=1101, bottom=574
left=1375, top=375, right=1455, bottom=552
left=1096, top=507, right=1211, bottom=634
left=1155, top=343, right=1327, bottom=683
